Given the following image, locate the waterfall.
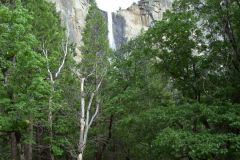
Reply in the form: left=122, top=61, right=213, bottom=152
left=107, top=11, right=116, bottom=49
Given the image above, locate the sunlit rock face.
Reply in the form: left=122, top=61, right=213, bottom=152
left=47, top=0, right=172, bottom=53
left=47, top=0, right=90, bottom=62
left=113, top=3, right=147, bottom=49
left=113, top=0, right=172, bottom=49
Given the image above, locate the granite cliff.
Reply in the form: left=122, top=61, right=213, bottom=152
left=113, top=0, right=172, bottom=48
left=47, top=0, right=172, bottom=53
left=47, top=0, right=89, bottom=62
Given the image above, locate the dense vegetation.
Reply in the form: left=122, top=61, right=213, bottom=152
left=0, top=0, right=240, bottom=160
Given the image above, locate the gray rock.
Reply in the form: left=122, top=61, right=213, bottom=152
left=112, top=13, right=127, bottom=49
left=112, top=0, right=173, bottom=49
left=47, top=0, right=89, bottom=62
left=47, top=0, right=173, bottom=53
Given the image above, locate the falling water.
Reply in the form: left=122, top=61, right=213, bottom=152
left=107, top=11, right=116, bottom=49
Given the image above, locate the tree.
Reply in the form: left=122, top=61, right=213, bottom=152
left=1, top=0, right=240, bottom=159
left=101, top=36, right=174, bottom=159
left=168, top=0, right=240, bottom=103
left=97, top=0, right=240, bottom=159
left=0, top=1, right=49, bottom=159
left=74, top=1, right=110, bottom=160
left=25, top=0, right=73, bottom=159
left=0, top=0, right=74, bottom=159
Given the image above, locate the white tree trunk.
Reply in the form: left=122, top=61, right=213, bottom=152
left=42, top=27, right=69, bottom=160
left=74, top=71, right=104, bottom=160
left=77, top=153, right=83, bottom=160
left=78, top=78, right=86, bottom=159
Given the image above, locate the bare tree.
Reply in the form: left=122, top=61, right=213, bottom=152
left=73, top=68, right=105, bottom=160
left=41, top=27, right=69, bottom=160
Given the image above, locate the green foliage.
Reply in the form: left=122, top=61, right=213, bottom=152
left=0, top=0, right=76, bottom=159
left=153, top=104, right=240, bottom=159
left=99, top=0, right=240, bottom=159
left=78, top=1, right=112, bottom=159
left=1, top=0, right=240, bottom=159
left=80, top=1, right=110, bottom=79
left=0, top=0, right=47, bottom=132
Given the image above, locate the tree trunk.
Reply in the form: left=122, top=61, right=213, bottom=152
left=18, top=143, right=24, bottom=160
left=24, top=144, right=32, bottom=160
left=10, top=132, right=17, bottom=160
left=75, top=73, right=103, bottom=160
left=48, top=86, right=54, bottom=160
left=77, top=153, right=83, bottom=160
left=24, top=124, right=33, bottom=160
left=78, top=78, right=86, bottom=160
left=35, top=125, right=41, bottom=160
left=95, top=115, right=113, bottom=160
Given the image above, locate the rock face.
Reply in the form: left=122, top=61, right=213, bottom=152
left=113, top=0, right=172, bottom=48
left=47, top=0, right=89, bottom=62
left=47, top=0, right=172, bottom=52
left=47, top=0, right=89, bottom=45
left=47, top=0, right=109, bottom=61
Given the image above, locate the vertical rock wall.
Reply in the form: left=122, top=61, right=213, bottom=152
left=47, top=0, right=89, bottom=62
left=47, top=0, right=173, bottom=52
left=113, top=0, right=173, bottom=48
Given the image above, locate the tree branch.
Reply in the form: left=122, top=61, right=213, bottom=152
left=42, top=45, right=54, bottom=83
left=55, top=26, right=69, bottom=78
left=88, top=102, right=100, bottom=128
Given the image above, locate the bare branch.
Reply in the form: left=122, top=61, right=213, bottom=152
left=79, top=77, right=86, bottom=152
left=89, top=102, right=100, bottom=128
left=85, top=93, right=94, bottom=126
left=42, top=44, right=54, bottom=83
left=83, top=74, right=104, bottom=145
left=72, top=69, right=82, bottom=79
left=80, top=78, right=86, bottom=119
left=77, top=60, right=107, bottom=159
left=86, top=67, right=96, bottom=79
left=55, top=26, right=70, bottom=78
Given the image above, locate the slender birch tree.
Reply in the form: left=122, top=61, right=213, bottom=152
left=75, top=1, right=110, bottom=159
left=41, top=27, right=69, bottom=160
left=26, top=0, right=70, bottom=159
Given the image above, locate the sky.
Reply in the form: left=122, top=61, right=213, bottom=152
left=96, top=0, right=139, bottom=12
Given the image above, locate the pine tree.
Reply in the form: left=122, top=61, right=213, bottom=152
left=0, top=1, right=49, bottom=159
left=0, top=0, right=74, bottom=159
left=25, top=0, right=72, bottom=159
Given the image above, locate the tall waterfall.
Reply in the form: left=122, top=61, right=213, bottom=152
left=107, top=11, right=116, bottom=49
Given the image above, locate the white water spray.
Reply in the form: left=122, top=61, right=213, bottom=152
left=107, top=11, right=116, bottom=49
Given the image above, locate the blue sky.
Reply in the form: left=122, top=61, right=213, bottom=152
left=96, top=0, right=139, bottom=12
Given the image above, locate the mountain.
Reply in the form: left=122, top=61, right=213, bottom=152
left=47, top=0, right=89, bottom=62
left=47, top=0, right=173, bottom=52
left=112, top=0, right=172, bottom=48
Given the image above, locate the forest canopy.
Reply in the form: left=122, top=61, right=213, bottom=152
left=0, top=0, right=240, bottom=160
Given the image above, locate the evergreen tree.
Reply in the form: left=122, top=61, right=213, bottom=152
left=0, top=1, right=49, bottom=159
left=0, top=0, right=75, bottom=159
left=98, top=0, right=240, bottom=159
left=74, top=1, right=110, bottom=159
left=1, top=0, right=240, bottom=159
